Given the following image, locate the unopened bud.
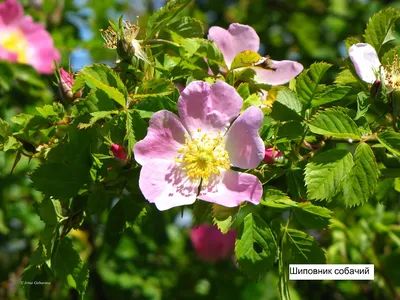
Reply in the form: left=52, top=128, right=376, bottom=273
left=59, top=68, right=82, bottom=100
left=263, top=147, right=283, bottom=164
left=111, top=144, right=128, bottom=163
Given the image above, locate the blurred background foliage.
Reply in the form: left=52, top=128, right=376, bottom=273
left=0, top=0, right=400, bottom=299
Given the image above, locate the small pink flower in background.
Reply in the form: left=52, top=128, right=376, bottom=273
left=208, top=23, right=303, bottom=86
left=191, top=224, right=236, bottom=262
left=111, top=144, right=128, bottom=163
left=263, top=147, right=283, bottom=164
left=134, top=80, right=264, bottom=211
left=0, top=0, right=60, bottom=74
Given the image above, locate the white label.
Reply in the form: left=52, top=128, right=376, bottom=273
left=289, top=264, right=374, bottom=280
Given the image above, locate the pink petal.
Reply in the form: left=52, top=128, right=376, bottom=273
left=0, top=0, right=23, bottom=26
left=198, top=170, right=263, bottom=207
left=252, top=60, right=304, bottom=86
left=139, top=159, right=198, bottom=211
left=178, top=80, right=242, bottom=135
left=349, top=43, right=382, bottom=84
left=225, top=106, right=265, bottom=169
left=208, top=23, right=259, bottom=69
left=133, top=110, right=189, bottom=166
left=0, top=45, right=18, bottom=62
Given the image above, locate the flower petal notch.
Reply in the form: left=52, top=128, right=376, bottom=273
left=133, top=80, right=264, bottom=211
left=0, top=0, right=60, bottom=74
left=208, top=22, right=303, bottom=85
left=349, top=43, right=382, bottom=84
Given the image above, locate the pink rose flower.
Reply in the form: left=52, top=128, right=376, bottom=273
left=263, top=147, right=283, bottom=164
left=133, top=80, right=264, bottom=211
left=208, top=23, right=303, bottom=86
left=0, top=0, right=60, bottom=74
left=191, top=224, right=236, bottom=262
left=111, top=144, right=128, bottom=163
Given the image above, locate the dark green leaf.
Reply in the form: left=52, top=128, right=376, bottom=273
left=294, top=203, right=332, bottom=229
left=377, top=130, right=400, bottom=157
left=212, top=204, right=238, bottom=234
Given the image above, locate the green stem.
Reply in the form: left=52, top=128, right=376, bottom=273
left=139, top=39, right=180, bottom=48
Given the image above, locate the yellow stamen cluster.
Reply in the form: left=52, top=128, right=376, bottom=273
left=384, top=52, right=400, bottom=90
left=175, top=130, right=230, bottom=185
left=0, top=30, right=28, bottom=63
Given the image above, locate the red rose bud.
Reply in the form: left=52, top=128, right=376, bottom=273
left=59, top=68, right=82, bottom=100
left=190, top=224, right=236, bottom=262
left=263, top=147, right=283, bottom=164
left=111, top=144, right=128, bottom=163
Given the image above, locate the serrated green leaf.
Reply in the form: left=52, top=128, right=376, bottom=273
left=311, top=85, right=351, bottom=107
left=182, top=38, right=225, bottom=67
left=282, top=228, right=325, bottom=264
left=30, top=242, right=47, bottom=266
left=212, top=204, right=238, bottom=234
left=342, top=143, right=378, bottom=207
left=308, top=108, right=361, bottom=139
left=168, top=16, right=204, bottom=40
left=294, top=203, right=332, bottom=229
left=72, top=89, right=117, bottom=117
left=296, top=62, right=332, bottom=105
left=146, top=0, right=192, bottom=39
left=77, top=110, right=119, bottom=129
left=30, top=163, right=88, bottom=199
left=192, top=201, right=212, bottom=225
left=378, top=130, right=400, bottom=157
left=74, top=64, right=127, bottom=107
left=105, top=196, right=146, bottom=236
left=21, top=265, right=50, bottom=299
left=334, top=69, right=358, bottom=85
left=230, top=50, right=263, bottom=70
left=133, top=78, right=175, bottom=99
left=242, top=94, right=262, bottom=112
left=261, top=188, right=298, bottom=209
left=237, top=82, right=250, bottom=100
left=235, top=213, right=278, bottom=278
left=305, top=149, right=354, bottom=200
left=355, top=91, right=370, bottom=120
left=364, top=7, right=400, bottom=54
left=52, top=237, right=89, bottom=296
left=271, top=88, right=303, bottom=121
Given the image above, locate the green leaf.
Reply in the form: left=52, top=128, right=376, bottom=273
left=296, top=62, right=332, bottom=105
left=72, top=89, right=117, bottom=117
left=192, top=201, right=212, bottom=225
left=310, top=85, right=352, bottom=107
left=235, top=213, right=278, bottom=278
left=212, top=204, right=238, bottom=234
left=21, top=265, right=51, bottom=299
left=305, top=149, right=354, bottom=200
left=230, top=50, right=263, bottom=70
left=282, top=228, right=325, bottom=264
left=105, top=196, right=146, bottom=236
left=133, top=78, right=175, bottom=99
left=261, top=188, right=298, bottom=209
left=74, top=64, right=127, bottom=107
left=77, top=110, right=119, bottom=129
left=364, top=7, right=400, bottom=54
left=146, top=0, right=192, bottom=39
left=168, top=16, right=204, bottom=40
left=355, top=91, right=370, bottom=120
left=30, top=242, right=47, bottom=266
left=52, top=237, right=89, bottom=296
left=308, top=108, right=361, bottom=140
left=294, top=203, right=332, bottom=229
left=88, top=186, right=109, bottom=215
left=377, top=130, right=400, bottom=157
left=270, top=88, right=303, bottom=122
left=30, top=163, right=88, bottom=199
left=237, top=82, right=250, bottom=100
left=242, top=94, right=262, bottom=112
left=0, top=118, right=12, bottom=149
left=182, top=38, right=225, bottom=67
left=342, top=143, right=379, bottom=207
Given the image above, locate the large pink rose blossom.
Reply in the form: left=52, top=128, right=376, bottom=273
left=208, top=23, right=303, bottom=86
left=0, top=0, right=60, bottom=74
left=133, top=80, right=264, bottom=211
left=191, top=224, right=236, bottom=262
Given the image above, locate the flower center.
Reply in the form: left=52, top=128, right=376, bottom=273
left=384, top=53, right=400, bottom=90
left=175, top=130, right=230, bottom=184
left=0, top=30, right=28, bottom=63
